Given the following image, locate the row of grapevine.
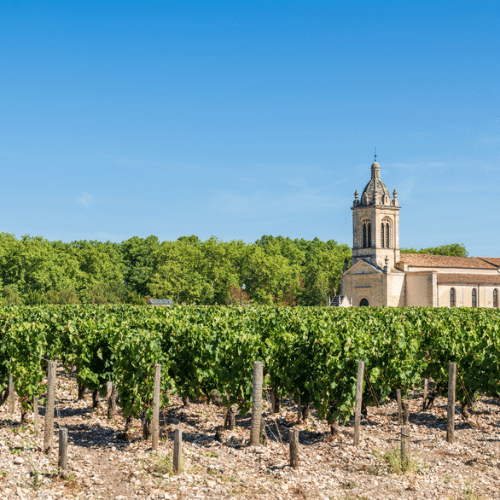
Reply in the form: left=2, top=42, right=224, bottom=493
left=1, top=305, right=499, bottom=429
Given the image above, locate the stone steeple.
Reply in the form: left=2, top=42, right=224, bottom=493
left=350, top=160, right=401, bottom=270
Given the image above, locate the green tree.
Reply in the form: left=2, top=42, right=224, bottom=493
left=401, top=243, right=468, bottom=257
left=243, top=244, right=302, bottom=305
left=122, top=235, right=160, bottom=296
left=200, top=237, right=242, bottom=304
left=149, top=240, right=209, bottom=303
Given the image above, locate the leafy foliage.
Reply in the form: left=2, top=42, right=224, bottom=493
left=400, top=243, right=468, bottom=258
left=1, top=304, right=499, bottom=424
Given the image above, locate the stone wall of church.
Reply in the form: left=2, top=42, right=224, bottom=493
left=342, top=273, right=385, bottom=307
left=438, top=284, right=500, bottom=308
left=386, top=273, right=406, bottom=306
left=405, top=272, right=434, bottom=306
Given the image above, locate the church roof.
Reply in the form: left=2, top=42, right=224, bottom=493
left=397, top=254, right=498, bottom=270
left=437, top=273, right=500, bottom=285
left=479, top=257, right=500, bottom=267
left=360, top=162, right=390, bottom=205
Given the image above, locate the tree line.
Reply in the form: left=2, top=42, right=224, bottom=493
left=0, top=233, right=467, bottom=306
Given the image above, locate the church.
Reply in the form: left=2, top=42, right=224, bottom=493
left=339, top=160, right=500, bottom=308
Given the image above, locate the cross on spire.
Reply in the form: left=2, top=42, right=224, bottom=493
left=374, top=147, right=377, bottom=162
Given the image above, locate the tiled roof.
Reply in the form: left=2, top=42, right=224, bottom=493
left=437, top=274, right=500, bottom=285
left=397, top=254, right=498, bottom=270
left=479, top=257, right=500, bottom=267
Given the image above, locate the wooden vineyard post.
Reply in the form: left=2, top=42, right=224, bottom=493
left=354, top=361, right=365, bottom=446
left=44, top=361, right=56, bottom=454
left=402, top=401, right=409, bottom=425
left=423, top=378, right=429, bottom=410
left=173, top=428, right=183, bottom=474
left=8, top=372, right=15, bottom=415
left=34, top=397, right=39, bottom=439
left=58, top=427, right=68, bottom=477
left=401, top=426, right=410, bottom=470
left=396, top=389, right=403, bottom=425
left=250, top=361, right=263, bottom=446
left=289, top=429, right=300, bottom=469
left=152, top=364, right=161, bottom=451
left=447, top=362, right=456, bottom=443
left=106, top=382, right=117, bottom=420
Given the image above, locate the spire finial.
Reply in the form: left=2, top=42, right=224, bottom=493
left=374, top=147, right=377, bottom=162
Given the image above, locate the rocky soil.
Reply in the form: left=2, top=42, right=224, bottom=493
left=1, top=368, right=499, bottom=500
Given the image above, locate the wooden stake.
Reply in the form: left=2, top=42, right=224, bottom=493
left=34, top=397, right=39, bottom=439
left=402, top=401, right=409, bottom=425
left=423, top=378, right=428, bottom=410
left=447, top=362, right=456, bottom=443
left=396, top=389, right=403, bottom=425
left=152, top=364, right=161, bottom=451
left=289, top=428, right=299, bottom=469
left=44, top=361, right=56, bottom=454
left=401, top=425, right=410, bottom=470
left=107, top=383, right=117, bottom=420
left=8, top=372, right=15, bottom=415
left=250, top=361, right=263, bottom=446
left=354, top=360, right=364, bottom=446
left=297, top=394, right=302, bottom=422
left=58, top=427, right=68, bottom=476
left=173, top=428, right=183, bottom=474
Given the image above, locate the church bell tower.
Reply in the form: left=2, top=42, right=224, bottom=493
left=351, top=158, right=401, bottom=271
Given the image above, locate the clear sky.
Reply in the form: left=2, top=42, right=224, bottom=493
left=1, top=1, right=498, bottom=256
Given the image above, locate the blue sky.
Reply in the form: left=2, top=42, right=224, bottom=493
left=1, top=1, right=498, bottom=256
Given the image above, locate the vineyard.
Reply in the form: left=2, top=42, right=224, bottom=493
left=1, top=305, right=500, bottom=499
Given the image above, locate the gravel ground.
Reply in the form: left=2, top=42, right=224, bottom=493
left=0, top=368, right=499, bottom=500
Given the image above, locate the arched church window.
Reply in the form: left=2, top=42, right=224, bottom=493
left=360, top=298, right=369, bottom=306
left=494, top=289, right=498, bottom=308
left=380, top=219, right=390, bottom=248
left=362, top=219, right=371, bottom=248
left=450, top=288, right=456, bottom=307
left=472, top=288, right=477, bottom=308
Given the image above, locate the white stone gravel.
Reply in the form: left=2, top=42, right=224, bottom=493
left=0, top=369, right=498, bottom=499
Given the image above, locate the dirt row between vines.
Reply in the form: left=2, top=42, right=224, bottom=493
left=1, top=368, right=500, bottom=500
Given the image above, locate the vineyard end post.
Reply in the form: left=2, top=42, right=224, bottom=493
left=152, top=364, right=161, bottom=451
left=289, top=429, right=300, bottom=469
left=354, top=360, right=364, bottom=446
left=401, top=425, right=410, bottom=470
left=423, top=378, right=429, bottom=410
left=8, top=372, right=15, bottom=415
left=58, top=427, right=68, bottom=476
left=250, top=361, right=263, bottom=446
left=447, top=362, right=456, bottom=443
left=173, top=428, right=183, bottom=474
left=44, top=361, right=56, bottom=455
left=106, top=382, right=117, bottom=420
left=34, top=397, right=39, bottom=439
left=396, top=389, right=403, bottom=425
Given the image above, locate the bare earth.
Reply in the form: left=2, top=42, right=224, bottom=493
left=1, top=369, right=499, bottom=500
